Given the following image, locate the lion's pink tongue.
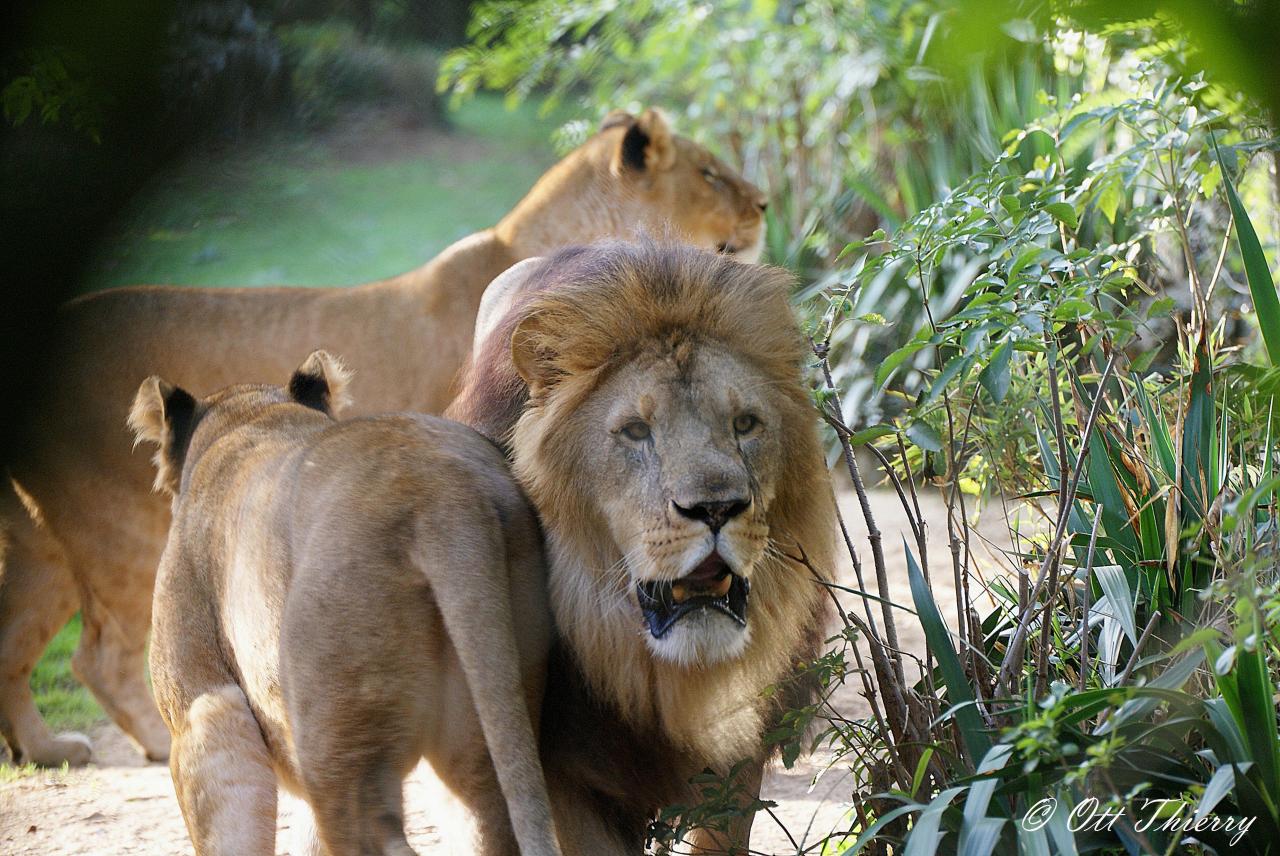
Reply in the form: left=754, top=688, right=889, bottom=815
left=673, top=553, right=733, bottom=599
left=686, top=553, right=728, bottom=585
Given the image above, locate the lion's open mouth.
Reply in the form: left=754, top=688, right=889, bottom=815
left=635, top=553, right=749, bottom=639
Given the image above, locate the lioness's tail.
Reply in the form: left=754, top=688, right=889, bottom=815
left=418, top=504, right=562, bottom=856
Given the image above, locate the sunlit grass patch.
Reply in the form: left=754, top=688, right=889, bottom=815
left=0, top=761, right=40, bottom=782
left=82, top=94, right=569, bottom=292
left=30, top=614, right=102, bottom=734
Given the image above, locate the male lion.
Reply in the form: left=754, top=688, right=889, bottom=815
left=0, top=108, right=768, bottom=766
left=446, top=242, right=838, bottom=853
left=133, top=350, right=560, bottom=856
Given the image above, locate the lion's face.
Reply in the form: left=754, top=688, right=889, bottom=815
left=575, top=340, right=786, bottom=665
left=507, top=245, right=834, bottom=678
left=594, top=110, right=767, bottom=263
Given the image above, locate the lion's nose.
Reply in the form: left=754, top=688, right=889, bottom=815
left=672, top=498, right=751, bottom=533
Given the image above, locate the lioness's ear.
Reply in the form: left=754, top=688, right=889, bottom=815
left=613, top=107, right=676, bottom=174
left=128, top=376, right=197, bottom=496
left=288, top=350, right=352, bottom=415
left=599, top=109, right=636, bottom=132
left=510, top=315, right=559, bottom=396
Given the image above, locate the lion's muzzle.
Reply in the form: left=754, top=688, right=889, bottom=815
left=636, top=552, right=749, bottom=639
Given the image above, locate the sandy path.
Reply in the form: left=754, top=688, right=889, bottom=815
left=1, top=485, right=1015, bottom=855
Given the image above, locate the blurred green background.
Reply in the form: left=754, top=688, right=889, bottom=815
left=84, top=94, right=559, bottom=290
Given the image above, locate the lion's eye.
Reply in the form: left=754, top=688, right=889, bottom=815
left=733, top=414, right=759, bottom=435
left=620, top=421, right=652, bottom=442
left=701, top=166, right=719, bottom=184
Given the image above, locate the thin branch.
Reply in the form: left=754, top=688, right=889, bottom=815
left=1116, top=611, right=1161, bottom=688
left=1078, top=507, right=1102, bottom=693
left=997, top=353, right=1118, bottom=693
left=794, top=548, right=913, bottom=787
left=812, top=338, right=906, bottom=689
left=763, top=805, right=799, bottom=853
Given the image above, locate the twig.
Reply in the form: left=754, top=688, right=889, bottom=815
left=1078, top=507, right=1102, bottom=693
left=763, top=805, right=799, bottom=853
left=896, top=432, right=928, bottom=571
left=941, top=387, right=981, bottom=685
left=795, top=549, right=913, bottom=787
left=1036, top=343, right=1075, bottom=699
left=897, top=433, right=935, bottom=687
left=1115, top=611, right=1161, bottom=688
left=812, top=338, right=906, bottom=688
left=996, top=353, right=1118, bottom=694
left=1046, top=333, right=1070, bottom=514
left=830, top=479, right=880, bottom=633
left=822, top=412, right=925, bottom=561
left=1033, top=551, right=1062, bottom=700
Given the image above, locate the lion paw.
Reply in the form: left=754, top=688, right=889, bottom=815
left=24, top=731, right=92, bottom=768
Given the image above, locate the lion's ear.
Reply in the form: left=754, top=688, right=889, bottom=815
left=474, top=256, right=547, bottom=353
left=128, top=376, right=197, bottom=495
left=510, top=315, right=560, bottom=396
left=288, top=350, right=352, bottom=415
left=613, top=107, right=676, bottom=174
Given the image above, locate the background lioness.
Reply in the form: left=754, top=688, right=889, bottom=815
left=134, top=351, right=559, bottom=856
left=446, top=242, right=838, bottom=853
left=0, top=108, right=767, bottom=767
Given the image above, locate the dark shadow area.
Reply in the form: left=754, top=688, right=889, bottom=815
left=1, top=1, right=186, bottom=463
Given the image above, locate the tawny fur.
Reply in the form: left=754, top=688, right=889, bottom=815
left=0, top=109, right=767, bottom=767
left=139, top=352, right=561, bottom=856
left=445, top=242, right=839, bottom=854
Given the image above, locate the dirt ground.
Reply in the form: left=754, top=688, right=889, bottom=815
left=0, top=484, right=1018, bottom=855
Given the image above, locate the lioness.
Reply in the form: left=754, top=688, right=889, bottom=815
left=446, top=242, right=838, bottom=853
left=0, top=108, right=767, bottom=766
left=132, top=350, right=559, bottom=856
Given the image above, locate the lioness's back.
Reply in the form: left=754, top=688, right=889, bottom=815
left=290, top=414, right=529, bottom=535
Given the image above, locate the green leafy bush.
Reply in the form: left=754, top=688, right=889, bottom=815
left=163, top=1, right=287, bottom=139
left=443, top=0, right=1071, bottom=272
left=1, top=46, right=109, bottom=141
left=445, top=2, right=1280, bottom=853
left=807, top=75, right=1280, bottom=856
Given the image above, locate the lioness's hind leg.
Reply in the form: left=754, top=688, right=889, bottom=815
left=434, top=744, right=522, bottom=856
left=170, top=684, right=277, bottom=856
left=72, top=588, right=171, bottom=761
left=303, top=758, right=417, bottom=856
left=283, top=581, right=422, bottom=855
left=288, top=670, right=417, bottom=849
left=0, top=483, right=90, bottom=767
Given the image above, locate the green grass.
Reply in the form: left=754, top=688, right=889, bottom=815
left=22, top=94, right=570, bottom=740
left=30, top=614, right=102, bottom=733
left=83, top=94, right=565, bottom=290
left=0, top=761, right=41, bottom=782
